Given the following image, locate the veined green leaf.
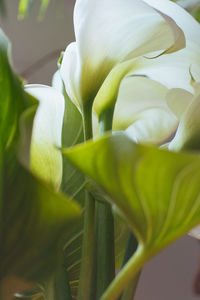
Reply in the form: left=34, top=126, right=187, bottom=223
left=63, top=133, right=200, bottom=298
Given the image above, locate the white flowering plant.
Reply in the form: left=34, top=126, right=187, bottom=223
left=1, top=1, right=200, bottom=300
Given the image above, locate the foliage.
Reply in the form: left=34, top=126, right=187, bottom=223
left=0, top=28, right=80, bottom=299
left=1, top=1, right=200, bottom=300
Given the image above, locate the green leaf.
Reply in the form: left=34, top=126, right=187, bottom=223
left=1, top=160, right=80, bottom=282
left=0, top=29, right=81, bottom=290
left=63, top=133, right=200, bottom=298
left=0, top=29, right=35, bottom=153
left=61, top=88, right=85, bottom=205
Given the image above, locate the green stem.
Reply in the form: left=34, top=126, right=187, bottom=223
left=82, top=102, right=93, bottom=141
left=99, top=107, right=114, bottom=134
left=54, top=260, right=73, bottom=300
left=100, top=246, right=145, bottom=300
left=119, top=233, right=140, bottom=300
left=96, top=201, right=115, bottom=299
left=120, top=273, right=141, bottom=300
left=95, top=107, right=115, bottom=298
left=77, top=102, right=96, bottom=300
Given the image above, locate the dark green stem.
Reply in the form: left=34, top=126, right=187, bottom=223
left=54, top=260, right=73, bottom=300
left=122, top=233, right=138, bottom=268
left=100, top=246, right=145, bottom=300
left=96, top=201, right=115, bottom=299
left=96, top=107, right=115, bottom=299
left=77, top=101, right=96, bottom=300
left=99, top=107, right=114, bottom=134
left=120, top=273, right=141, bottom=300
left=119, top=233, right=140, bottom=300
left=82, top=101, right=93, bottom=141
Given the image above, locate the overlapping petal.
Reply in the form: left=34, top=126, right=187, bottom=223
left=25, top=85, right=65, bottom=190
left=61, top=0, right=185, bottom=108
left=125, top=108, right=177, bottom=145
left=113, top=77, right=170, bottom=129
left=166, top=88, right=193, bottom=118
left=131, top=0, right=200, bottom=92
left=109, top=76, right=177, bottom=144
left=169, top=89, right=200, bottom=151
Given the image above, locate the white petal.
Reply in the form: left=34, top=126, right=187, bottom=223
left=166, top=88, right=193, bottom=118
left=125, top=108, right=178, bottom=145
left=75, top=0, right=182, bottom=62
left=143, top=0, right=200, bottom=42
left=60, top=42, right=81, bottom=108
left=133, top=0, right=200, bottom=92
left=169, top=91, right=200, bottom=151
left=25, top=84, right=65, bottom=190
left=70, top=0, right=184, bottom=105
left=52, top=70, right=64, bottom=94
left=113, top=76, right=169, bottom=130
left=132, top=42, right=200, bottom=93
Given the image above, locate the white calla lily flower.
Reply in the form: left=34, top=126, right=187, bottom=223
left=25, top=85, right=65, bottom=190
left=60, top=0, right=187, bottom=113
left=116, top=77, right=200, bottom=151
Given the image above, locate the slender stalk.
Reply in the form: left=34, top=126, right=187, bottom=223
left=78, top=191, right=95, bottom=300
left=120, top=273, right=140, bottom=300
left=120, top=233, right=141, bottom=300
left=96, top=201, right=115, bottom=299
left=100, top=246, right=145, bottom=300
left=96, top=107, right=115, bottom=298
left=54, top=259, right=73, bottom=300
left=77, top=101, right=96, bottom=300
left=99, top=107, right=114, bottom=134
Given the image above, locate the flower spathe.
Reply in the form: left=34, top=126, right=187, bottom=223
left=25, top=85, right=65, bottom=190
left=60, top=0, right=186, bottom=112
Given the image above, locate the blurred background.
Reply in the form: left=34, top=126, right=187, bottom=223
left=1, top=1, right=200, bottom=299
